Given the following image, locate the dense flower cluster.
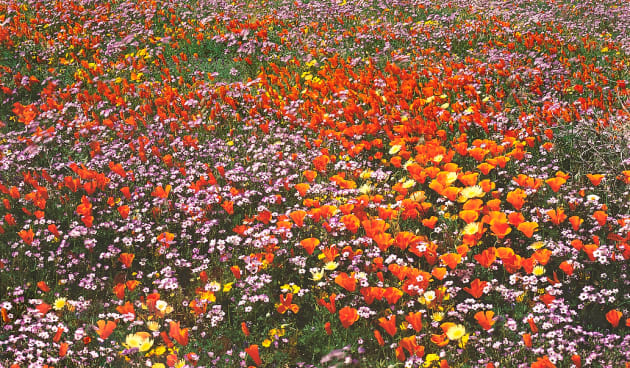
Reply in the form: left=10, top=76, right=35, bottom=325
left=0, top=0, right=629, bottom=367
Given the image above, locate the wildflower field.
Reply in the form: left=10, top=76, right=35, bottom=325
left=1, top=0, right=630, bottom=366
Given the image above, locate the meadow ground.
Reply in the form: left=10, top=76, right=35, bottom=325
left=0, top=0, right=629, bottom=367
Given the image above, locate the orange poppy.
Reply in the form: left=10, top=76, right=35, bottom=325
left=117, top=205, right=130, bottom=219
left=547, top=208, right=567, bottom=225
left=527, top=317, right=538, bottom=333
left=53, top=327, right=63, bottom=343
left=422, top=216, right=438, bottom=229
left=593, top=210, right=607, bottom=226
left=477, top=162, right=495, bottom=175
left=318, top=293, right=337, bottom=313
left=113, top=283, right=125, bottom=299
left=405, top=312, right=423, bottom=332
left=169, top=321, right=189, bottom=346
left=532, top=249, right=551, bottom=265
left=339, top=306, right=359, bottom=328
left=116, top=301, right=135, bottom=317
left=440, top=253, right=461, bottom=270
left=59, top=342, right=68, bottom=357
left=490, top=220, right=511, bottom=239
left=18, top=228, right=34, bottom=245
left=571, top=355, right=581, bottom=368
left=151, top=184, right=171, bottom=198
left=245, top=344, right=262, bottom=366
left=119, top=253, right=134, bottom=268
left=545, top=177, right=566, bottom=192
left=221, top=200, right=234, bottom=215
left=586, top=174, right=604, bottom=186
left=463, top=199, right=484, bottom=211
left=303, top=170, right=317, bottom=182
left=378, top=315, right=397, bottom=336
left=506, top=188, right=526, bottom=210
left=290, top=210, right=307, bottom=227
left=362, top=218, right=389, bottom=238
left=241, top=322, right=250, bottom=337
left=37, top=281, right=50, bottom=293
left=569, top=216, right=583, bottom=231
left=125, top=280, right=139, bottom=291
left=394, top=231, right=419, bottom=250
left=374, top=329, right=385, bottom=346
left=35, top=303, right=51, bottom=315
left=300, top=237, right=320, bottom=255
left=96, top=320, right=116, bottom=340
left=383, top=287, right=403, bottom=305
left=517, top=222, right=538, bottom=238
left=430, top=333, right=449, bottom=347
left=606, top=309, right=623, bottom=328
left=335, top=272, right=357, bottom=292
left=295, top=182, right=310, bottom=197
left=463, top=278, right=487, bottom=299
left=341, top=214, right=360, bottom=234
left=459, top=209, right=479, bottom=224
left=47, top=224, right=60, bottom=237
left=583, top=243, right=598, bottom=261
left=474, top=247, right=496, bottom=268
left=474, top=310, right=496, bottom=330
left=431, top=267, right=447, bottom=280
left=400, top=336, right=425, bottom=358
left=507, top=212, right=525, bottom=227
left=276, top=293, right=299, bottom=314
